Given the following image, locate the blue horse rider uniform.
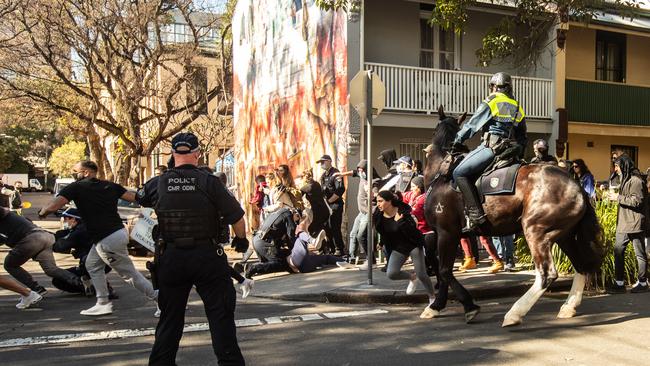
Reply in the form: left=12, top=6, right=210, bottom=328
left=452, top=72, right=527, bottom=231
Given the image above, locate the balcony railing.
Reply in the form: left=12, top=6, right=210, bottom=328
left=365, top=62, right=553, bottom=119
left=566, top=79, right=650, bottom=126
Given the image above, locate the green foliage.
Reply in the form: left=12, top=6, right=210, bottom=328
left=0, top=124, right=47, bottom=173
left=47, top=138, right=87, bottom=177
left=515, top=200, right=640, bottom=288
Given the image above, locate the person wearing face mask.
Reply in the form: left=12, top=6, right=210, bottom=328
left=334, top=159, right=379, bottom=264
left=52, top=208, right=117, bottom=298
left=1, top=207, right=82, bottom=304
left=39, top=160, right=158, bottom=316
left=316, top=154, right=346, bottom=256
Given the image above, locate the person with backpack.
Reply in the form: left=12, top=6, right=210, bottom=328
left=608, top=155, right=649, bottom=294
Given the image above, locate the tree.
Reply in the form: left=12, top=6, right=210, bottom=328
left=318, top=0, right=644, bottom=69
left=0, top=0, right=230, bottom=184
left=47, top=138, right=87, bottom=177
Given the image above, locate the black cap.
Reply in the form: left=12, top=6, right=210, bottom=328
left=171, top=132, right=200, bottom=154
left=316, top=154, right=332, bottom=163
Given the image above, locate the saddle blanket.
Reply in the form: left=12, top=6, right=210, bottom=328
left=478, top=164, right=521, bottom=196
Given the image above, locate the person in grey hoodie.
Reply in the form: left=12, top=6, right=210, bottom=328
left=608, top=155, right=649, bottom=294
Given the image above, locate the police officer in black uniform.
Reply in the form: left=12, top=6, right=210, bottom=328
left=316, top=154, right=346, bottom=256
left=134, top=132, right=248, bottom=366
left=245, top=207, right=299, bottom=278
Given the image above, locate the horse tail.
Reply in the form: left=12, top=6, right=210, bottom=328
left=570, top=192, right=606, bottom=274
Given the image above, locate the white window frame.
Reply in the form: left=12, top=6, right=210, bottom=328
left=419, top=12, right=461, bottom=70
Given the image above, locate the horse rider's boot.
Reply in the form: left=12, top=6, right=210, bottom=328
left=456, top=176, right=487, bottom=233
left=458, top=257, right=477, bottom=272
left=487, top=259, right=504, bottom=274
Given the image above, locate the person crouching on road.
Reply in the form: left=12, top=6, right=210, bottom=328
left=608, top=155, right=649, bottom=294
left=39, top=160, right=158, bottom=316
left=373, top=191, right=436, bottom=318
left=52, top=208, right=117, bottom=299
left=135, top=132, right=248, bottom=366
left=1, top=207, right=81, bottom=302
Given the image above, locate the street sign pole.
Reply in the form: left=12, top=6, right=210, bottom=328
left=366, top=71, right=373, bottom=286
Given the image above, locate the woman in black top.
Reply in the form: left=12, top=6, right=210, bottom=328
left=300, top=168, right=330, bottom=237
left=374, top=191, right=435, bottom=317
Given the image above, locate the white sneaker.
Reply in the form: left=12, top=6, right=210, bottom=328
left=16, top=291, right=43, bottom=310
left=406, top=279, right=418, bottom=295
left=336, top=261, right=356, bottom=269
left=313, top=230, right=326, bottom=251
left=240, top=279, right=254, bottom=299
left=80, top=302, right=113, bottom=316
left=154, top=306, right=161, bottom=318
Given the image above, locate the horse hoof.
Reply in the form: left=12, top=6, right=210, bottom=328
left=420, top=307, right=440, bottom=319
left=465, top=306, right=480, bottom=323
left=502, top=315, right=522, bottom=327
left=557, top=305, right=577, bottom=319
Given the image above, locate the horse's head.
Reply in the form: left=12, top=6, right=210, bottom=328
left=424, top=106, right=467, bottom=185
left=432, top=106, right=466, bottom=156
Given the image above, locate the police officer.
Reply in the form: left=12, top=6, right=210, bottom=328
left=451, top=72, right=528, bottom=232
left=245, top=207, right=299, bottom=278
left=134, top=132, right=248, bottom=366
left=316, top=154, right=346, bottom=255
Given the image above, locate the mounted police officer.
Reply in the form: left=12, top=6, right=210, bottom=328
left=450, top=72, right=528, bottom=232
left=134, top=132, right=248, bottom=366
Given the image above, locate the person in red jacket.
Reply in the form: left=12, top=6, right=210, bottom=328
left=403, top=176, right=440, bottom=285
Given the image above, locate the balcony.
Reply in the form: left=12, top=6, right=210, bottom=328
left=566, top=79, right=650, bottom=126
left=365, top=62, right=553, bottom=119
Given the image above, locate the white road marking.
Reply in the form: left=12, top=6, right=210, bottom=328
left=0, top=308, right=388, bottom=348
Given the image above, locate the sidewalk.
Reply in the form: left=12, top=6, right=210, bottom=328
left=243, top=258, right=574, bottom=305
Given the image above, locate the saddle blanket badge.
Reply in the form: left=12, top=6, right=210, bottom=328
left=489, top=177, right=500, bottom=188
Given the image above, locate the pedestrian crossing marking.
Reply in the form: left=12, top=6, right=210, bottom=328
left=0, top=308, right=388, bottom=348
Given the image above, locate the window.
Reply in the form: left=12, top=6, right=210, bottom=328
left=186, top=66, right=208, bottom=115
left=400, top=138, right=430, bottom=164
left=419, top=17, right=459, bottom=69
left=596, top=31, right=626, bottom=82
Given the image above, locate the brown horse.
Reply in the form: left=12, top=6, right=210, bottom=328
left=423, top=109, right=605, bottom=327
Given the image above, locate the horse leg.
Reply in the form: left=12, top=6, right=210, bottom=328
left=503, top=235, right=558, bottom=327
left=557, top=273, right=586, bottom=319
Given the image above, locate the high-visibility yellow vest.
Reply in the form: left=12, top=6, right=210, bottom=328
left=485, top=92, right=525, bottom=124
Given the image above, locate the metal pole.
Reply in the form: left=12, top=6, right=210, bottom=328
left=366, top=71, right=373, bottom=285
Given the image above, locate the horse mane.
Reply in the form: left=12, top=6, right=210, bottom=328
left=432, top=117, right=460, bottom=154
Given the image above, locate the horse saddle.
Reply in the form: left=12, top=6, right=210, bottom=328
left=477, top=163, right=521, bottom=197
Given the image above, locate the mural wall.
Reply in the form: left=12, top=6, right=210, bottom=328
left=232, top=0, right=349, bottom=210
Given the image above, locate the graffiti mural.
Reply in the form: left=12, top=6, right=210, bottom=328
left=232, top=0, right=349, bottom=210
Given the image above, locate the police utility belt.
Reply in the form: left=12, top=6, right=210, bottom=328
left=166, top=237, right=225, bottom=256
left=482, top=132, right=510, bottom=155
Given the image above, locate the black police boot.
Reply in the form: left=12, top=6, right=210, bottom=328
left=455, top=177, right=487, bottom=234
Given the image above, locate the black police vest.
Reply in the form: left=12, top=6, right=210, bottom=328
left=155, top=168, right=219, bottom=242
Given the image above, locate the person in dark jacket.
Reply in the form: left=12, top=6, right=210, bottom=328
left=317, top=154, right=346, bottom=255
left=530, top=139, right=558, bottom=165
left=608, top=156, right=649, bottom=293
left=299, top=168, right=330, bottom=237
left=244, top=207, right=299, bottom=278
left=373, top=191, right=435, bottom=317
left=52, top=208, right=117, bottom=298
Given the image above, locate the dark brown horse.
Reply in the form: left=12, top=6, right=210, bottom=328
left=422, top=109, right=605, bottom=326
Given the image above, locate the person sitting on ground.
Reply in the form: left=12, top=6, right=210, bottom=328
left=372, top=191, right=436, bottom=318
left=530, top=139, right=558, bottom=165
left=52, top=208, right=117, bottom=298
left=243, top=207, right=300, bottom=278
left=286, top=211, right=335, bottom=273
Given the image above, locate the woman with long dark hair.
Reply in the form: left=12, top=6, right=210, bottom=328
left=572, top=159, right=595, bottom=199
left=374, top=190, right=435, bottom=317
left=299, top=168, right=330, bottom=237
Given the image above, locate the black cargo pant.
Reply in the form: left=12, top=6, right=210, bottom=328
left=324, top=202, right=345, bottom=254
left=245, top=236, right=290, bottom=278
left=149, top=243, right=244, bottom=366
